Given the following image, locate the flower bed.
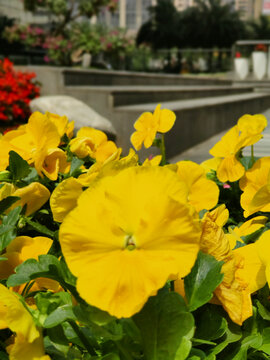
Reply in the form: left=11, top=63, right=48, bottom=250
left=0, top=58, right=40, bottom=126
left=0, top=106, right=270, bottom=359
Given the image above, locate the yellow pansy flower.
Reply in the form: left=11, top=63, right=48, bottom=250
left=237, top=114, right=267, bottom=136
left=200, top=157, right=222, bottom=174
left=226, top=216, right=268, bottom=249
left=45, top=112, right=74, bottom=139
left=0, top=112, right=69, bottom=180
left=0, top=284, right=50, bottom=360
left=199, top=206, right=252, bottom=325
left=142, top=155, right=162, bottom=167
left=59, top=166, right=201, bottom=318
left=176, top=161, right=219, bottom=213
left=130, top=104, right=176, bottom=151
left=255, top=230, right=270, bottom=288
left=69, top=127, right=118, bottom=162
left=0, top=182, right=50, bottom=216
left=36, top=148, right=70, bottom=181
left=240, top=157, right=270, bottom=217
left=209, top=116, right=266, bottom=183
left=50, top=149, right=138, bottom=223
left=0, top=236, right=60, bottom=293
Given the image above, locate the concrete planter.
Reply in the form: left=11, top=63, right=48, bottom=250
left=252, top=51, right=267, bottom=80
left=234, top=58, right=249, bottom=80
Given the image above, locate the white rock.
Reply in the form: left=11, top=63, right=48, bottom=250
left=30, top=95, right=116, bottom=136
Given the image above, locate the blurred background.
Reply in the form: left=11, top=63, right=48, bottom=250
left=0, top=0, right=269, bottom=74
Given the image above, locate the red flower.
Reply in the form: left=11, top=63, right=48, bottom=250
left=0, top=58, right=40, bottom=124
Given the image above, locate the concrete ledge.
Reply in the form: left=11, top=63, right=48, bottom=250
left=63, top=68, right=232, bottom=86
left=64, top=85, right=254, bottom=108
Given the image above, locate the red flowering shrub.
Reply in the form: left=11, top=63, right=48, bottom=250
left=0, top=58, right=40, bottom=123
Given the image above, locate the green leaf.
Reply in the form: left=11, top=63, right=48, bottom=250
left=70, top=157, right=84, bottom=176
left=133, top=290, right=194, bottom=360
left=0, top=207, right=21, bottom=251
left=184, top=251, right=224, bottom=311
left=258, top=327, right=270, bottom=355
left=8, top=151, right=31, bottom=181
left=7, top=254, right=64, bottom=287
left=256, top=300, right=270, bottom=321
left=24, top=217, right=55, bottom=238
left=195, top=304, right=227, bottom=341
left=3, top=206, right=21, bottom=226
left=240, top=156, right=258, bottom=171
left=0, top=196, right=20, bottom=214
left=44, top=305, right=77, bottom=328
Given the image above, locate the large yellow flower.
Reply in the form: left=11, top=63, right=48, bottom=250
left=0, top=284, right=50, bottom=360
left=176, top=161, right=219, bottom=212
left=60, top=166, right=201, bottom=318
left=50, top=149, right=138, bottom=222
left=209, top=114, right=267, bottom=183
left=130, top=104, right=176, bottom=150
left=240, top=157, right=270, bottom=217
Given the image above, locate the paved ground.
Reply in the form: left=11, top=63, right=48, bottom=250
left=169, top=108, right=270, bottom=164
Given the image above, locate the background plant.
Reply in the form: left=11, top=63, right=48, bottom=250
left=0, top=58, right=40, bottom=123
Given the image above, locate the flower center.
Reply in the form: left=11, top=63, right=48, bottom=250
left=125, top=234, right=136, bottom=251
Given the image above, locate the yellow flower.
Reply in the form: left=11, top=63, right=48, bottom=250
left=36, top=148, right=70, bottom=181
left=130, top=104, right=176, bottom=150
left=237, top=114, right=267, bottom=136
left=199, top=206, right=252, bottom=325
left=0, top=284, right=50, bottom=360
left=45, top=112, right=74, bottom=139
left=59, top=166, right=201, bottom=318
left=0, top=236, right=60, bottom=293
left=240, top=157, right=270, bottom=217
left=50, top=149, right=138, bottom=223
left=255, top=230, right=270, bottom=288
left=0, top=112, right=69, bottom=180
left=209, top=119, right=265, bottom=183
left=176, top=161, right=219, bottom=212
left=69, top=127, right=119, bottom=162
left=226, top=216, right=268, bottom=249
left=142, top=155, right=162, bottom=167
left=0, top=182, right=50, bottom=216
left=200, top=157, right=222, bottom=174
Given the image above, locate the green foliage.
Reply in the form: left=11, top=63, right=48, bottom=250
left=134, top=289, right=195, bottom=360
left=0, top=206, right=21, bottom=251
left=184, top=251, right=224, bottom=311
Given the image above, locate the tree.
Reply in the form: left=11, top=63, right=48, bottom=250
left=23, top=0, right=118, bottom=35
left=180, top=0, right=246, bottom=49
left=136, top=0, right=181, bottom=50
left=249, top=15, right=270, bottom=40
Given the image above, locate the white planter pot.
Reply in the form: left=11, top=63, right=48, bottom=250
left=234, top=58, right=249, bottom=80
left=82, top=53, right=92, bottom=68
left=252, top=51, right=267, bottom=80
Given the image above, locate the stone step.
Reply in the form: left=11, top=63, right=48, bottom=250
left=64, top=85, right=254, bottom=109
left=112, top=92, right=270, bottom=159
left=63, top=68, right=232, bottom=87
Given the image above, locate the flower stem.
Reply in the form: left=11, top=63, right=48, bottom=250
left=251, top=145, right=254, bottom=163
left=160, top=134, right=166, bottom=165
left=68, top=320, right=96, bottom=356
